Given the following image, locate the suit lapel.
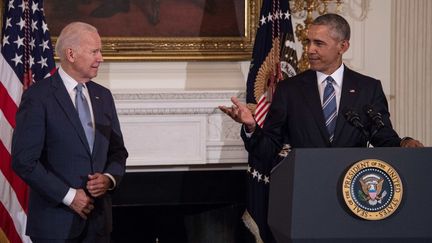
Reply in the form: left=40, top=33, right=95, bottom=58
left=52, top=72, right=92, bottom=155
left=333, top=67, right=361, bottom=143
left=299, top=70, right=329, bottom=142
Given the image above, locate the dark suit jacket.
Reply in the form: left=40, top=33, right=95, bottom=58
left=12, top=71, right=128, bottom=239
left=243, top=66, right=401, bottom=161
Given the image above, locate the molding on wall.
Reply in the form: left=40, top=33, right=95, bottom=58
left=113, top=90, right=246, bottom=101
left=114, top=90, right=248, bottom=170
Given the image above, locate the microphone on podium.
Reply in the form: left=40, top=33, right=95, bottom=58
left=363, top=104, right=385, bottom=141
left=363, top=104, right=385, bottom=128
left=343, top=107, right=370, bottom=141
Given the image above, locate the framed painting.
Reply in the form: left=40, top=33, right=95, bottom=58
left=42, top=0, right=260, bottom=61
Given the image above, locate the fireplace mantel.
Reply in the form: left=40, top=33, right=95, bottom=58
left=113, top=90, right=248, bottom=171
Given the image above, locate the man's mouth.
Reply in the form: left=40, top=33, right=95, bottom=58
left=308, top=56, right=319, bottom=61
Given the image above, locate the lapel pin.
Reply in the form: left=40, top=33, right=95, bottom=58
left=95, top=96, right=100, bottom=99
left=349, top=89, right=356, bottom=93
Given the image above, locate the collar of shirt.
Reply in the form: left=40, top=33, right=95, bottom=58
left=58, top=66, right=87, bottom=96
left=58, top=66, right=95, bottom=126
left=316, top=64, right=345, bottom=111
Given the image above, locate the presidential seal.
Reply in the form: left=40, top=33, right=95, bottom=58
left=342, top=159, right=403, bottom=220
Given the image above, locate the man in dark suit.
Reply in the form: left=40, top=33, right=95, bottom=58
left=12, top=22, right=128, bottom=243
left=219, top=13, right=422, bottom=162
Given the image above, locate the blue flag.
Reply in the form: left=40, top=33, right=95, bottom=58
left=243, top=0, right=298, bottom=242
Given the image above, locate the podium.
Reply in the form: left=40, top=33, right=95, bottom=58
left=268, top=147, right=432, bottom=243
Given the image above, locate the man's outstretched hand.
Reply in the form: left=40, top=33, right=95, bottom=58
left=218, top=97, right=256, bottom=132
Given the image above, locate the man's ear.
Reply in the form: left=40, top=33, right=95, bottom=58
left=339, top=40, right=350, bottom=54
left=66, top=48, right=75, bottom=62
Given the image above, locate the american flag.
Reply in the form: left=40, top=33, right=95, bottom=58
left=243, top=0, right=298, bottom=242
left=1, top=0, right=55, bottom=242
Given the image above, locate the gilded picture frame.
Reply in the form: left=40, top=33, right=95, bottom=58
left=39, top=0, right=259, bottom=61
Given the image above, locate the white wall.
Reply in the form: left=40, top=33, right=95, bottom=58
left=94, top=61, right=250, bottom=91
left=390, top=0, right=432, bottom=145
left=346, top=0, right=392, bottom=94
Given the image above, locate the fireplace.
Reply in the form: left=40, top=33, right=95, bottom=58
left=111, top=170, right=254, bottom=243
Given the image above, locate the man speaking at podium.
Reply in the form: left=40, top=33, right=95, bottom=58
left=220, top=13, right=423, bottom=162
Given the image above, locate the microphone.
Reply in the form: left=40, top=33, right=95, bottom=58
left=343, top=107, right=370, bottom=141
left=363, top=105, right=385, bottom=143
left=343, top=108, right=364, bottom=129
left=364, top=104, right=385, bottom=128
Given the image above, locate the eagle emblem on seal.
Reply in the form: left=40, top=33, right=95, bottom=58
left=358, top=174, right=387, bottom=206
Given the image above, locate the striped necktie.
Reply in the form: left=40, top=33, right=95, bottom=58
left=75, top=83, right=94, bottom=151
left=322, top=76, right=337, bottom=142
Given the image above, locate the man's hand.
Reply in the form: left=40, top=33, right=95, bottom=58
left=218, top=97, right=256, bottom=132
left=86, top=173, right=112, bottom=198
left=70, top=189, right=94, bottom=219
left=400, top=137, right=424, bottom=148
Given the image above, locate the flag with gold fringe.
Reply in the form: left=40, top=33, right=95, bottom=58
left=243, top=0, right=299, bottom=242
left=1, top=1, right=56, bottom=242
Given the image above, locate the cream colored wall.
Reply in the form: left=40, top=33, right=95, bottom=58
left=93, top=61, right=250, bottom=91
left=353, top=0, right=391, bottom=94
left=391, top=0, right=432, bottom=145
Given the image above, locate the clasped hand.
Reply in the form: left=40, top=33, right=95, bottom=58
left=70, top=173, right=112, bottom=219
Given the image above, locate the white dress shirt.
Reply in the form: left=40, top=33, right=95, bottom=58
left=58, top=67, right=116, bottom=206
left=316, top=63, right=345, bottom=113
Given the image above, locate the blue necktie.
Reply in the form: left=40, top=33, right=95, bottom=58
left=322, top=76, right=337, bottom=142
left=75, top=84, right=94, bottom=151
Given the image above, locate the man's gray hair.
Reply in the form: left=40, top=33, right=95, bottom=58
left=55, top=22, right=98, bottom=61
left=312, top=13, right=350, bottom=41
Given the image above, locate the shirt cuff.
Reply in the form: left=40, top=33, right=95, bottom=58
left=104, top=173, right=116, bottom=190
left=62, top=188, right=76, bottom=206
left=243, top=125, right=254, bottom=138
